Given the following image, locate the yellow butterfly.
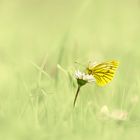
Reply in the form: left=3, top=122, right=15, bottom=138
left=86, top=60, right=119, bottom=86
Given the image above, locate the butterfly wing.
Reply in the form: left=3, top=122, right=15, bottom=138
left=91, top=60, right=119, bottom=86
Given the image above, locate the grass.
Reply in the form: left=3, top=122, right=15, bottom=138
left=0, top=0, right=140, bottom=140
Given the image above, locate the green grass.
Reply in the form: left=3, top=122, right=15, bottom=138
left=0, top=0, right=140, bottom=140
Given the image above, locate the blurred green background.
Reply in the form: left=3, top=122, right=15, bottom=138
left=0, top=0, right=140, bottom=140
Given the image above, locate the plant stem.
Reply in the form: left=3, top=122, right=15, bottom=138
left=73, top=85, right=81, bottom=107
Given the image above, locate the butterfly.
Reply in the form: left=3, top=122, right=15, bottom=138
left=86, top=60, right=119, bottom=86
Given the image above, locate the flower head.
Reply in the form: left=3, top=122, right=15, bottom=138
left=100, top=105, right=109, bottom=116
left=75, top=70, right=95, bottom=86
left=100, top=105, right=128, bottom=121
left=110, top=110, right=128, bottom=121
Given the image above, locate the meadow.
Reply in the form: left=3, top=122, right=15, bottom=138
left=0, top=0, right=140, bottom=139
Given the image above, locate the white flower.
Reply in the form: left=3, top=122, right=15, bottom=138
left=73, top=70, right=95, bottom=107
left=75, top=70, right=95, bottom=83
left=100, top=105, right=109, bottom=115
left=100, top=105, right=128, bottom=121
left=110, top=110, right=128, bottom=121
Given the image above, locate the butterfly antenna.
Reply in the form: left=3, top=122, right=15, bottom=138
left=75, top=61, right=86, bottom=68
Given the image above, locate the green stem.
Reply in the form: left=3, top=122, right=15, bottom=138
left=73, top=85, right=81, bottom=107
